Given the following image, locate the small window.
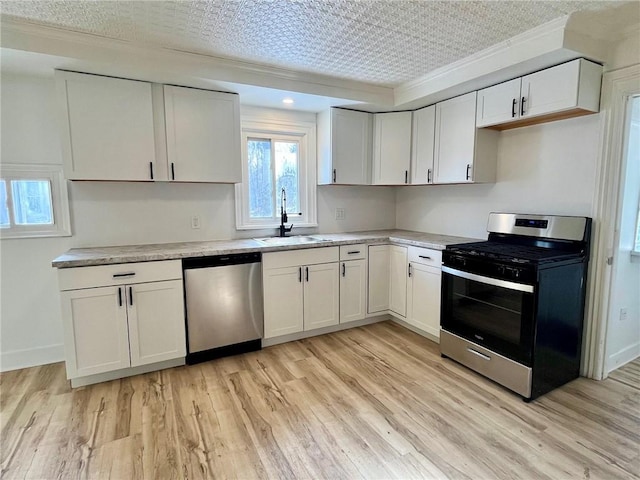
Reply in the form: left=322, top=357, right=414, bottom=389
left=635, top=203, right=640, bottom=253
left=0, top=164, right=71, bottom=238
left=236, top=118, right=317, bottom=230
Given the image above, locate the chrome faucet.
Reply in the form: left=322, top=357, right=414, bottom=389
left=279, top=188, right=293, bottom=237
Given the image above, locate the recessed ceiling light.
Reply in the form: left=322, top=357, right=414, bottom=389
left=282, top=98, right=294, bottom=105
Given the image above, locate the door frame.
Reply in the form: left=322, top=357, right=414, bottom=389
left=583, top=64, right=640, bottom=380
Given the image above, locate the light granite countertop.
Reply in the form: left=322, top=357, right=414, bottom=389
left=52, top=230, right=482, bottom=268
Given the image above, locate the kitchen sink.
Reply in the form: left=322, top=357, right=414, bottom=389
left=254, top=235, right=330, bottom=246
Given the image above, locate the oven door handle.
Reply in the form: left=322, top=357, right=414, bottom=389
left=442, top=266, right=535, bottom=293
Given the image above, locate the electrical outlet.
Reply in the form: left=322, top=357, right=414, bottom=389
left=620, top=308, right=628, bottom=322
left=191, top=215, right=201, bottom=229
left=335, top=208, right=346, bottom=221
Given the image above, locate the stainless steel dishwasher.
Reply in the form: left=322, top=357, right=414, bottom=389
left=182, top=252, right=263, bottom=364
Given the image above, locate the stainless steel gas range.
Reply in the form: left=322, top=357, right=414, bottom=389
left=440, top=213, right=591, bottom=402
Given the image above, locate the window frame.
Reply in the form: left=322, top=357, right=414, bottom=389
left=0, top=164, right=71, bottom=239
left=235, top=118, right=317, bottom=230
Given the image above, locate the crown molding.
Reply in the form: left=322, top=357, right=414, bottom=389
left=393, top=16, right=577, bottom=108
left=0, top=16, right=394, bottom=107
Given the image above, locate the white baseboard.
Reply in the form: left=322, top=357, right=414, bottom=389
left=390, top=316, right=440, bottom=344
left=606, top=342, right=640, bottom=375
left=0, top=344, right=65, bottom=372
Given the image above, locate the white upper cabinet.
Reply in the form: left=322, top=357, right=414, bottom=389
left=434, top=92, right=498, bottom=184
left=411, top=105, right=436, bottom=185
left=373, top=111, right=412, bottom=185
left=318, top=108, right=372, bottom=185
left=476, top=78, right=522, bottom=128
left=477, top=59, right=602, bottom=129
left=164, top=85, right=241, bottom=183
left=56, top=71, right=157, bottom=181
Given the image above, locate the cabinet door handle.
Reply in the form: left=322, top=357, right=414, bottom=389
left=118, top=287, right=123, bottom=307
left=333, top=169, right=336, bottom=183
left=129, top=286, right=133, bottom=306
left=298, top=267, right=302, bottom=283
left=405, top=170, right=408, bottom=184
left=342, top=263, right=346, bottom=277
left=427, top=168, right=432, bottom=184
left=305, top=267, right=309, bottom=282
left=149, top=162, right=154, bottom=180
left=171, top=162, right=175, bottom=180
left=408, top=263, right=412, bottom=278
left=113, top=272, right=136, bottom=278
left=418, top=255, right=431, bottom=260
left=521, top=97, right=526, bottom=116
left=511, top=98, right=517, bottom=118
left=466, top=164, right=471, bottom=181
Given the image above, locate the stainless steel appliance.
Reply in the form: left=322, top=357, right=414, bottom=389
left=183, top=252, right=263, bottom=364
left=441, top=213, right=591, bottom=401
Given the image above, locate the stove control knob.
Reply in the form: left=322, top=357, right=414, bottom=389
left=514, top=269, right=520, bottom=279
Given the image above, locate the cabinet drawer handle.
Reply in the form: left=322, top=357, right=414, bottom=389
left=342, top=263, right=346, bottom=277
left=113, top=272, right=136, bottom=278
left=305, top=267, right=309, bottom=282
left=511, top=98, right=517, bottom=118
left=347, top=250, right=361, bottom=255
left=149, top=162, right=154, bottom=180
left=418, top=255, right=431, bottom=260
left=129, top=286, right=133, bottom=306
left=333, top=169, right=336, bottom=183
left=118, top=287, right=123, bottom=307
left=521, top=96, right=526, bottom=116
left=467, top=348, right=491, bottom=361
left=466, top=164, right=471, bottom=181
left=298, top=267, right=302, bottom=283
left=171, top=162, right=175, bottom=180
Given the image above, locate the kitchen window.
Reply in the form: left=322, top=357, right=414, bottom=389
left=0, top=164, right=71, bottom=238
left=235, top=118, right=317, bottom=230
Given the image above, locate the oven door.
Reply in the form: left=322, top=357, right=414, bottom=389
left=441, top=266, right=536, bottom=366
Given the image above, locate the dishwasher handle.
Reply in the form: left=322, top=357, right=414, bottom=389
left=183, top=252, right=261, bottom=269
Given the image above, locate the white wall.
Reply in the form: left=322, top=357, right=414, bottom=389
left=396, top=115, right=600, bottom=238
left=606, top=95, right=640, bottom=373
left=0, top=74, right=396, bottom=371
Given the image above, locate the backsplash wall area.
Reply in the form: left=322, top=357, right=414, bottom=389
left=395, top=115, right=600, bottom=238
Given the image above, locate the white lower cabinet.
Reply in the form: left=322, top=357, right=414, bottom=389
left=407, top=263, right=442, bottom=338
left=263, top=247, right=340, bottom=339
left=389, top=245, right=408, bottom=317
left=127, top=280, right=187, bottom=366
left=263, top=266, right=304, bottom=338
left=304, top=263, right=340, bottom=330
left=339, top=244, right=368, bottom=323
left=58, top=260, right=186, bottom=380
left=368, top=245, right=390, bottom=314
left=61, top=286, right=131, bottom=377
left=368, top=244, right=443, bottom=340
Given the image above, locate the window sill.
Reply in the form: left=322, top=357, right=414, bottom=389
left=236, top=222, right=319, bottom=231
left=1, top=230, right=72, bottom=240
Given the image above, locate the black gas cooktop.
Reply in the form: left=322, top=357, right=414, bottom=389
left=446, top=241, right=583, bottom=265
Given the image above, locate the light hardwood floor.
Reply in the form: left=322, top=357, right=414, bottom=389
left=1, top=321, right=638, bottom=479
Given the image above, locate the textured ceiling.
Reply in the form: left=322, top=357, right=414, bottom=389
left=0, top=1, right=623, bottom=87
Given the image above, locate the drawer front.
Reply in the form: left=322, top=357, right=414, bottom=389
left=408, top=246, right=442, bottom=267
left=58, top=260, right=183, bottom=291
left=339, top=244, right=367, bottom=261
left=263, top=247, right=339, bottom=269
left=440, top=330, right=532, bottom=398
